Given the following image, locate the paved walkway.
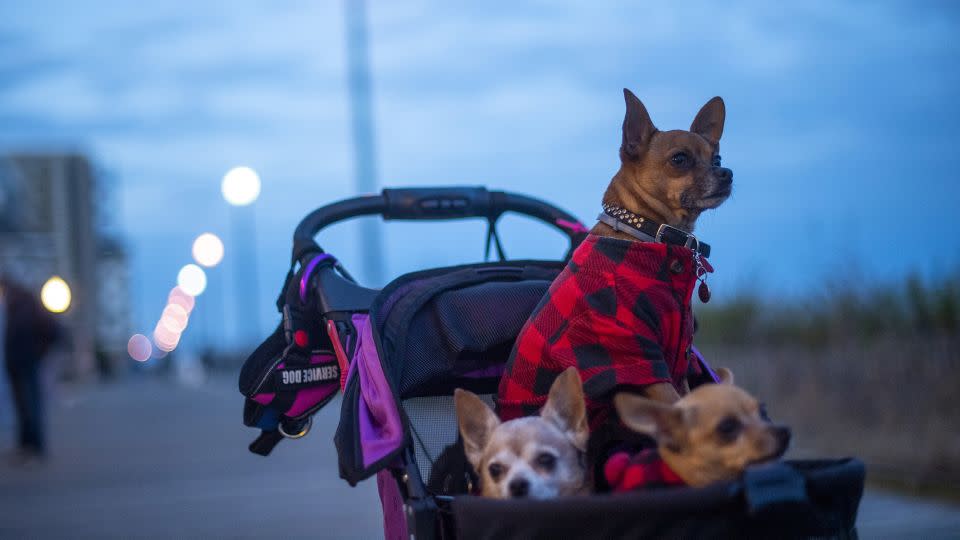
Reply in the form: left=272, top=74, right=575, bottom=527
left=0, top=374, right=957, bottom=539
left=0, top=374, right=382, bottom=539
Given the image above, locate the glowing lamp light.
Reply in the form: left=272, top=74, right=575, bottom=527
left=192, top=233, right=224, bottom=268
left=127, top=334, right=153, bottom=362
left=40, top=276, right=71, bottom=313
left=221, top=166, right=261, bottom=206
left=155, top=338, right=179, bottom=353
left=160, top=303, right=190, bottom=333
left=168, top=286, right=196, bottom=313
left=153, top=323, right=181, bottom=352
left=177, top=264, right=207, bottom=297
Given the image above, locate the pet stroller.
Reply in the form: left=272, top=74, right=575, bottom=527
left=239, top=187, right=865, bottom=539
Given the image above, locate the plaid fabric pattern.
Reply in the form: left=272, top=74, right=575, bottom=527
left=497, top=234, right=710, bottom=429
left=603, top=449, right=685, bottom=491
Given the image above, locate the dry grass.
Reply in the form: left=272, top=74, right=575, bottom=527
left=693, top=271, right=960, bottom=496
left=700, top=338, right=959, bottom=489
left=696, top=272, right=959, bottom=348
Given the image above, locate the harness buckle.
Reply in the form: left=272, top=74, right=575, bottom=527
left=278, top=416, right=312, bottom=439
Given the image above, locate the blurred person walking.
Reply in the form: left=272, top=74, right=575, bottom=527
left=1, top=275, right=61, bottom=463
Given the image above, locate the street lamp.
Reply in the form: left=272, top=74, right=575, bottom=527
left=160, top=303, right=189, bottom=333
left=127, top=333, right=152, bottom=362
left=168, top=286, right=196, bottom=314
left=40, top=275, right=71, bottom=313
left=192, top=233, right=224, bottom=268
left=177, top=264, right=207, bottom=297
left=221, top=166, right=261, bottom=346
left=221, top=166, right=261, bottom=207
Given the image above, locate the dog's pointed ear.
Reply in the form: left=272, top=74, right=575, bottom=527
left=541, top=368, right=589, bottom=452
left=455, top=389, right=500, bottom=469
left=614, top=392, right=688, bottom=452
left=715, top=367, right=734, bottom=385
left=690, top=96, right=725, bottom=144
left=621, top=88, right=657, bottom=161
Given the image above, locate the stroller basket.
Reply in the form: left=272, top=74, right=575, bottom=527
left=239, top=186, right=864, bottom=539
left=451, top=458, right=864, bottom=540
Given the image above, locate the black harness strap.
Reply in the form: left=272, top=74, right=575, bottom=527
left=249, top=430, right=285, bottom=456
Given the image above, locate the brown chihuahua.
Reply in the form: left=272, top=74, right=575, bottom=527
left=595, top=89, right=732, bottom=406
left=456, top=368, right=590, bottom=499
left=614, top=369, right=791, bottom=488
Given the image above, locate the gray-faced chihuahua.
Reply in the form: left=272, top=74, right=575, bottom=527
left=455, top=368, right=590, bottom=499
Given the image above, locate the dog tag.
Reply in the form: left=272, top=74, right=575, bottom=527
left=698, top=281, right=711, bottom=303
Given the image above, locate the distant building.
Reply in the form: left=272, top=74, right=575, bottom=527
left=0, top=153, right=130, bottom=379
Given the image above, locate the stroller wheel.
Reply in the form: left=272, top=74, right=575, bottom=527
left=278, top=416, right=312, bottom=439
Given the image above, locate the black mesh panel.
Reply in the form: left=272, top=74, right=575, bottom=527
left=372, top=262, right=562, bottom=399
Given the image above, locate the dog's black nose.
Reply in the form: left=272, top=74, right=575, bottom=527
left=509, top=478, right=530, bottom=498
left=715, top=166, right=733, bottom=185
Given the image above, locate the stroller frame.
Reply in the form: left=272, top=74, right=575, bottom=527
left=243, top=186, right=864, bottom=540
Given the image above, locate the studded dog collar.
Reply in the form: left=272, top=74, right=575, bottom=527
left=597, top=204, right=711, bottom=258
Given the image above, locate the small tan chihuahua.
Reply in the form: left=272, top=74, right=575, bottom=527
left=614, top=368, right=791, bottom=488
left=455, top=368, right=590, bottom=499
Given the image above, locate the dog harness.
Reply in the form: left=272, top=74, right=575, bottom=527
left=604, top=449, right=685, bottom=491
left=239, top=249, right=345, bottom=456
left=497, top=234, right=714, bottom=430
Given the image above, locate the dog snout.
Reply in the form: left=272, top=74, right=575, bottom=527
left=508, top=477, right=530, bottom=498
left=714, top=166, right=733, bottom=186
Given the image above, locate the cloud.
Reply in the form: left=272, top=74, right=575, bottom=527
left=1, top=0, right=958, bottom=339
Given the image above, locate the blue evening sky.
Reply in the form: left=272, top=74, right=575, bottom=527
left=1, top=1, right=958, bottom=346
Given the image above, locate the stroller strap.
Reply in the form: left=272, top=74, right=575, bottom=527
left=690, top=345, right=720, bottom=384
left=249, top=430, right=285, bottom=456
left=239, top=250, right=345, bottom=456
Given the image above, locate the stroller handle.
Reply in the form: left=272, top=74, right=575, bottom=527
left=293, top=186, right=586, bottom=249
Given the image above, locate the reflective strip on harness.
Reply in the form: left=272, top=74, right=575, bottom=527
left=327, top=319, right=351, bottom=391
left=274, top=362, right=340, bottom=390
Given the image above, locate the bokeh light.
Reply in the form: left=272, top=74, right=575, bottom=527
left=167, top=286, right=196, bottom=313
left=192, top=232, right=224, bottom=268
left=40, top=276, right=71, bottom=313
left=221, top=166, right=261, bottom=206
left=153, top=323, right=181, bottom=352
left=160, top=303, right=189, bottom=333
left=127, top=334, right=152, bottom=362
left=177, top=264, right=207, bottom=296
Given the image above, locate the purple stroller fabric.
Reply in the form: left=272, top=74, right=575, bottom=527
left=350, top=313, right=405, bottom=468
left=377, top=469, right=408, bottom=540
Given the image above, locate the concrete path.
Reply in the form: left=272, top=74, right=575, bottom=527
left=0, top=374, right=957, bottom=539
left=0, top=374, right=382, bottom=539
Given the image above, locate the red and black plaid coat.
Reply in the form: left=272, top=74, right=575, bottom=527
left=496, top=234, right=710, bottom=429
left=603, top=449, right=685, bottom=491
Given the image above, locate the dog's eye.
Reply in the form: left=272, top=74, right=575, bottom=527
left=535, top=452, right=557, bottom=471
left=487, top=463, right=505, bottom=481
left=670, top=152, right=689, bottom=167
left=715, top=417, right=742, bottom=442
left=712, top=154, right=722, bottom=167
